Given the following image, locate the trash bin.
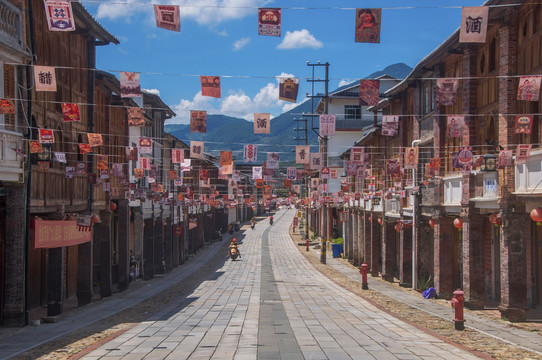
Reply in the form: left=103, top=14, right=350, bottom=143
left=332, top=243, right=341, bottom=258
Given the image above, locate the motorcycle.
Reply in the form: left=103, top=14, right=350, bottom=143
left=230, top=246, right=239, bottom=260
left=269, top=217, right=273, bottom=225
left=251, top=222, right=255, bottom=230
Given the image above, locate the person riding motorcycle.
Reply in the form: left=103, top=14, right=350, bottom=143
left=229, top=238, right=241, bottom=258
left=269, top=216, right=273, bottom=225
left=251, top=217, right=256, bottom=229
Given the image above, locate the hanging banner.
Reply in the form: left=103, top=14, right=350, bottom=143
left=138, top=137, right=152, bottom=154
left=244, top=144, right=258, bottom=163
left=404, top=147, right=419, bottom=170
left=296, top=145, right=310, bottom=164
left=252, top=166, right=262, bottom=180
left=278, top=77, right=299, bottom=103
left=134, top=168, right=144, bottom=178
left=34, top=219, right=91, bottom=249
left=78, top=143, right=92, bottom=154
left=350, top=147, right=365, bottom=164
left=266, top=152, right=279, bottom=169
left=382, top=115, right=399, bottom=136
left=200, top=76, right=221, bottom=98
left=355, top=8, right=381, bottom=43
left=76, top=162, right=86, bottom=175
left=0, top=99, right=15, bottom=115
left=220, top=151, right=232, bottom=166
left=459, top=6, right=489, bottom=43
left=497, top=150, right=513, bottom=169
left=254, top=113, right=270, bottom=134
left=190, top=110, right=207, bottom=133
left=320, top=167, right=330, bottom=179
left=287, top=167, right=296, bottom=180
left=61, top=103, right=80, bottom=122
left=181, top=159, right=191, bottom=172
left=258, top=8, right=281, bottom=36
left=38, top=161, right=49, bottom=172
left=319, top=115, right=336, bottom=137
left=436, top=78, right=459, bottom=106
left=515, top=115, right=533, bottom=134
left=34, top=66, right=57, bottom=92
left=330, top=169, right=338, bottom=179
left=39, top=129, right=54, bottom=144
left=126, top=146, right=138, bottom=161
left=516, top=144, right=532, bottom=165
left=139, top=157, right=150, bottom=170
left=190, top=141, right=204, bottom=159
left=359, top=79, right=379, bottom=106
left=172, top=149, right=184, bottom=163
left=232, top=170, right=241, bottom=182
left=153, top=5, right=181, bottom=32
left=200, top=169, right=209, bottom=182
left=128, top=107, right=145, bottom=127
left=457, top=146, right=473, bottom=169
left=120, top=72, right=141, bottom=98
left=310, top=153, right=322, bottom=170
left=447, top=115, right=466, bottom=138
left=44, top=0, right=75, bottom=31
left=54, top=152, right=66, bottom=163
left=517, top=76, right=542, bottom=102
left=112, top=163, right=123, bottom=177
left=65, top=166, right=75, bottom=178
left=427, top=158, right=441, bottom=178
left=96, top=155, right=108, bottom=170
left=87, top=133, right=103, bottom=147
left=387, top=159, right=401, bottom=177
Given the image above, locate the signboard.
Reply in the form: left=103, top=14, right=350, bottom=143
left=33, top=219, right=92, bottom=248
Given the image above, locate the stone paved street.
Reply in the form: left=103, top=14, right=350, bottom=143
left=80, top=209, right=481, bottom=359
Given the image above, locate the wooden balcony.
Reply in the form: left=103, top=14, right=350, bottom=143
left=30, top=167, right=88, bottom=213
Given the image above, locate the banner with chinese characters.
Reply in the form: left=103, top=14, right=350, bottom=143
left=87, top=133, right=103, bottom=147
left=190, top=110, right=207, bottom=133
left=278, top=77, right=299, bottom=103
left=190, top=141, right=204, bottom=159
left=39, top=129, right=54, bottom=144
left=126, top=147, right=138, bottom=161
left=287, top=167, right=296, bottom=180
left=359, top=79, right=379, bottom=106
left=44, top=0, right=75, bottom=31
left=220, top=151, right=232, bottom=166
left=96, top=155, right=108, bottom=170
left=244, top=144, right=257, bottom=163
left=139, top=157, right=150, bottom=170
left=153, top=5, right=181, bottom=32
left=310, top=153, right=322, bottom=170
left=319, top=115, right=336, bottom=136
left=120, top=72, right=141, bottom=98
left=200, top=76, right=221, bottom=98
left=34, top=219, right=91, bottom=249
left=435, top=78, right=458, bottom=106
left=355, top=8, right=381, bottom=43
left=515, top=115, right=533, bottom=134
left=517, top=76, right=542, bottom=102
left=172, top=149, right=184, bottom=163
left=296, top=145, right=310, bottom=164
left=266, top=152, right=279, bottom=169
left=497, top=150, right=513, bottom=169
left=254, top=113, right=270, bottom=134
left=128, top=107, right=144, bottom=127
left=181, top=159, right=191, bottom=172
left=516, top=144, right=532, bottom=165
left=459, top=6, right=489, bottom=43
left=382, top=115, right=399, bottom=136
left=34, top=66, right=57, bottom=91
left=350, top=147, right=365, bottom=164
left=61, top=103, right=80, bottom=122
left=138, top=137, right=152, bottom=154
left=258, top=8, right=281, bottom=36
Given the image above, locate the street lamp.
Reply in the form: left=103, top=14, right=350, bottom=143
left=480, top=154, right=497, bottom=172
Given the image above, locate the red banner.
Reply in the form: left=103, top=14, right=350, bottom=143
left=33, top=219, right=92, bottom=249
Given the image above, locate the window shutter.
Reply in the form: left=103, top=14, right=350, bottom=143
left=3, top=63, right=15, bottom=131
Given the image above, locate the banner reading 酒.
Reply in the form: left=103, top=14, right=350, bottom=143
left=459, top=6, right=489, bottom=43
left=254, top=113, right=270, bottom=134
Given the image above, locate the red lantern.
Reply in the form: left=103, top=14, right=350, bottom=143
left=378, top=218, right=383, bottom=225
left=110, top=202, right=117, bottom=211
left=394, top=224, right=401, bottom=232
left=530, top=208, right=542, bottom=223
left=453, top=218, right=463, bottom=229
left=91, top=214, right=101, bottom=224
left=489, top=213, right=501, bottom=225
left=429, top=219, right=435, bottom=228
left=369, top=216, right=372, bottom=222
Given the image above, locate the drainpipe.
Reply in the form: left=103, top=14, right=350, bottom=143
left=411, top=139, right=421, bottom=290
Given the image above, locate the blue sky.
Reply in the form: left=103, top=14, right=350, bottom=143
left=85, top=0, right=484, bottom=124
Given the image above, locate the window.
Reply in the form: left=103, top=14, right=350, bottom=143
left=344, top=105, right=361, bottom=119
left=422, top=81, right=433, bottom=115
left=489, top=39, right=497, bottom=72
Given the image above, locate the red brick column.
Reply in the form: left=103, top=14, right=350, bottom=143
left=370, top=215, right=381, bottom=277
left=363, top=212, right=370, bottom=265
left=434, top=216, right=454, bottom=299
left=462, top=213, right=486, bottom=308
left=117, top=200, right=130, bottom=291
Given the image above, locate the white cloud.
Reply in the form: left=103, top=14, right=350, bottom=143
left=143, top=88, right=161, bottom=96
left=97, top=0, right=266, bottom=24
left=169, top=91, right=217, bottom=124
left=233, top=37, right=250, bottom=51
left=277, top=29, right=323, bottom=50
left=338, top=79, right=351, bottom=88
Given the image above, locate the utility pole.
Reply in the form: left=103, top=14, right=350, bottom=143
left=306, top=61, right=329, bottom=264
